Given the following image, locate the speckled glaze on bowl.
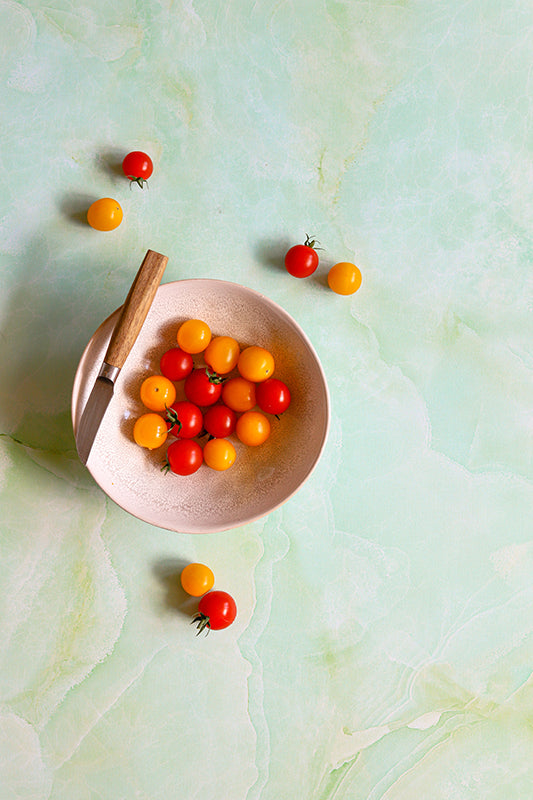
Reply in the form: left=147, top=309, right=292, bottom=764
left=72, top=279, right=330, bottom=533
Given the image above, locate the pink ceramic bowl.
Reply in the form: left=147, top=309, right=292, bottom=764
left=72, top=279, right=330, bottom=533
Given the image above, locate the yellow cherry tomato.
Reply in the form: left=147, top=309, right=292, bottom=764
left=180, top=563, right=215, bottom=596
left=133, top=413, right=168, bottom=449
left=177, top=319, right=212, bottom=354
left=87, top=197, right=123, bottom=231
left=237, top=346, right=275, bottom=383
left=140, top=375, right=176, bottom=412
left=221, top=376, right=256, bottom=412
left=327, top=262, right=362, bottom=295
left=203, top=438, right=236, bottom=471
left=204, top=336, right=240, bottom=374
left=236, top=410, right=271, bottom=446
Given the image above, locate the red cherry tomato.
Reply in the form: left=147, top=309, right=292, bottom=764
left=284, top=235, right=320, bottom=278
left=193, top=590, right=237, bottom=634
left=256, top=378, right=291, bottom=416
left=184, top=368, right=223, bottom=406
left=160, top=347, right=193, bottom=381
left=122, top=151, right=153, bottom=188
left=163, top=439, right=203, bottom=476
left=165, top=401, right=203, bottom=438
left=203, top=404, right=237, bottom=438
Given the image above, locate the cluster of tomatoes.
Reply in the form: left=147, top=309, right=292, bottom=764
left=180, top=562, right=236, bottom=634
left=132, top=318, right=291, bottom=476
left=87, top=150, right=153, bottom=231
left=285, top=235, right=362, bottom=296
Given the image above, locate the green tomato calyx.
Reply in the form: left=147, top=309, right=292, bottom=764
left=304, top=234, right=322, bottom=250
left=165, top=407, right=183, bottom=435
left=206, top=368, right=224, bottom=385
left=127, top=175, right=149, bottom=189
left=192, top=613, right=211, bottom=636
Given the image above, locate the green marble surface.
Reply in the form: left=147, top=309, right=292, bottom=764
left=1, top=1, right=532, bottom=797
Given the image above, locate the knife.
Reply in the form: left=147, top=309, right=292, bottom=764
left=76, top=249, right=169, bottom=465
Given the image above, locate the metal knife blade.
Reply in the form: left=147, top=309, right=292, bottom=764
left=75, top=363, right=119, bottom=465
left=75, top=249, right=168, bottom=465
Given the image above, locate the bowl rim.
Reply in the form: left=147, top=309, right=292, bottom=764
left=72, top=277, right=330, bottom=533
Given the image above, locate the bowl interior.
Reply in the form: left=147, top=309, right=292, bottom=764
left=72, top=279, right=329, bottom=533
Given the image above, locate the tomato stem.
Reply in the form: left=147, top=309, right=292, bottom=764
left=192, top=614, right=211, bottom=635
left=304, top=233, right=323, bottom=250
left=206, top=368, right=224, bottom=385
left=161, top=457, right=171, bottom=474
left=165, top=407, right=183, bottom=435
left=127, top=175, right=149, bottom=189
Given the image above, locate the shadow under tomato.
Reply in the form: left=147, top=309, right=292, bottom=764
left=152, top=557, right=199, bottom=617
left=311, top=260, right=334, bottom=289
left=58, top=191, right=96, bottom=226
left=98, top=148, right=125, bottom=180
left=253, top=236, right=292, bottom=273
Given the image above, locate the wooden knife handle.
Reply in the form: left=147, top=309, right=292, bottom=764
left=104, top=250, right=168, bottom=369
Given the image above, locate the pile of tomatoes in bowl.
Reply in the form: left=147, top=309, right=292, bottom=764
left=132, top=318, right=291, bottom=476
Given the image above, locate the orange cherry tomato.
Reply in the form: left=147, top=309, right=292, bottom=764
left=327, top=262, right=362, bottom=295
left=204, top=336, right=240, bottom=374
left=203, top=438, right=237, bottom=471
left=237, top=346, right=275, bottom=383
left=133, top=413, right=168, bottom=449
left=180, top=563, right=215, bottom=596
left=177, top=319, right=212, bottom=354
left=140, top=375, right=176, bottom=412
left=87, top=198, right=123, bottom=231
left=235, top=410, right=271, bottom=446
left=221, top=376, right=256, bottom=412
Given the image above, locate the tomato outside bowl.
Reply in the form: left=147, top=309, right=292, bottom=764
left=71, top=279, right=330, bottom=534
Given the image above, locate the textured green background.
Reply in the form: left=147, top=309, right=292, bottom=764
left=1, top=1, right=532, bottom=798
